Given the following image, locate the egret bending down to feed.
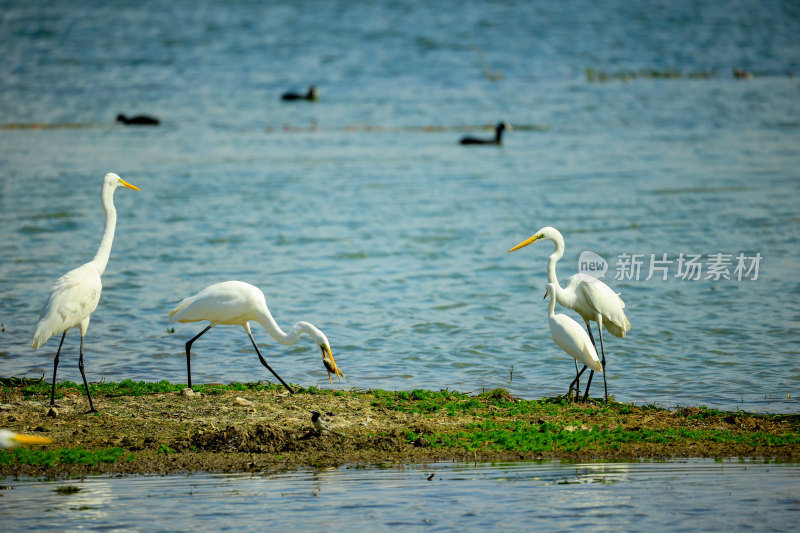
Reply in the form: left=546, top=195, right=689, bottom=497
left=545, top=283, right=603, bottom=397
left=0, top=429, right=52, bottom=449
left=32, top=173, right=140, bottom=413
left=168, top=281, right=345, bottom=394
left=510, top=226, right=630, bottom=403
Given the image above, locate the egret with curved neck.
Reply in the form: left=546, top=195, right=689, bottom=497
left=545, top=282, right=603, bottom=398
left=168, top=280, right=345, bottom=393
left=32, top=173, right=140, bottom=412
left=510, top=226, right=630, bottom=403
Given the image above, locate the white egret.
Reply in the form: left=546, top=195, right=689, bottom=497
left=510, top=226, right=630, bottom=403
left=545, top=283, right=603, bottom=398
left=32, top=173, right=140, bottom=413
left=0, top=429, right=52, bottom=449
left=168, top=280, right=345, bottom=394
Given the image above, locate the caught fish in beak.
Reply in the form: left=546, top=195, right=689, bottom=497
left=321, top=344, right=346, bottom=383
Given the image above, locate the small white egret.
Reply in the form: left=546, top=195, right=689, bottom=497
left=510, top=226, right=630, bottom=403
left=168, top=280, right=345, bottom=394
left=545, top=283, right=603, bottom=397
left=0, top=429, right=52, bottom=449
left=32, top=173, right=140, bottom=412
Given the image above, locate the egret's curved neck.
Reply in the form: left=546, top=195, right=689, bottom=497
left=545, top=234, right=579, bottom=308
left=254, top=307, right=317, bottom=346
left=545, top=234, right=565, bottom=288
left=90, top=186, right=117, bottom=275
left=547, top=290, right=556, bottom=318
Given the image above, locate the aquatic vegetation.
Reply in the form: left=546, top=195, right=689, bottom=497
left=0, top=447, right=125, bottom=468
left=677, top=406, right=727, bottom=420
left=370, top=388, right=479, bottom=415
left=584, top=67, right=718, bottom=83
left=0, top=377, right=285, bottom=399
left=407, top=420, right=800, bottom=453
left=0, top=379, right=796, bottom=475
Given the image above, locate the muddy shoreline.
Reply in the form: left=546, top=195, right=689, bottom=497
left=1, top=379, right=798, bottom=477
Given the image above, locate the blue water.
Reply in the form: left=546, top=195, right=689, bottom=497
left=1, top=0, right=799, bottom=415
left=2, top=460, right=799, bottom=532
left=1, top=1, right=799, bottom=529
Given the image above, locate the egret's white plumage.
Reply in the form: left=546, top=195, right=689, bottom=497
left=0, top=429, right=52, bottom=449
left=546, top=283, right=603, bottom=374
left=31, top=173, right=139, bottom=412
left=32, top=265, right=101, bottom=349
left=510, top=226, right=630, bottom=402
left=169, top=280, right=344, bottom=392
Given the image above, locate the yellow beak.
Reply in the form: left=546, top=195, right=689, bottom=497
left=509, top=234, right=542, bottom=253
left=119, top=178, right=141, bottom=191
left=12, top=433, right=52, bottom=446
left=322, top=345, right=346, bottom=383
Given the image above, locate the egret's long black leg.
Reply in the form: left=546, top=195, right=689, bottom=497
left=582, top=325, right=599, bottom=401
left=50, top=331, right=67, bottom=407
left=78, top=335, right=97, bottom=413
left=185, top=325, right=213, bottom=389
left=598, top=325, right=608, bottom=404
left=246, top=331, right=295, bottom=394
left=567, top=364, right=588, bottom=401
left=582, top=324, right=609, bottom=404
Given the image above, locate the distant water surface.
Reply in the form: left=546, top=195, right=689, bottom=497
left=0, top=0, right=799, bottom=412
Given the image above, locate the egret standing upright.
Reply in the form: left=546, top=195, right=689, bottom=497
left=32, top=173, right=140, bottom=412
left=168, top=280, right=345, bottom=394
left=544, top=282, right=603, bottom=398
left=509, top=226, right=630, bottom=403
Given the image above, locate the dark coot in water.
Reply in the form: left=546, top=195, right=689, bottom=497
left=281, top=85, right=319, bottom=101
left=116, top=113, right=160, bottom=126
left=459, top=122, right=511, bottom=145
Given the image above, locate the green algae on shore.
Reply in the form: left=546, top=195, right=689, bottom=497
left=1, top=378, right=798, bottom=477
